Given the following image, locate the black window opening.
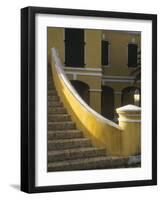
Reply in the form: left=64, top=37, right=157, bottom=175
left=101, top=40, right=109, bottom=66
left=64, top=28, right=85, bottom=67
left=128, top=43, right=138, bottom=68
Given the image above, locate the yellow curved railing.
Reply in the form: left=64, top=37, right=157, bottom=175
left=51, top=48, right=123, bottom=156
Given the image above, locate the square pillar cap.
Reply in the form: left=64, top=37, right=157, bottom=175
left=116, top=104, right=141, bottom=114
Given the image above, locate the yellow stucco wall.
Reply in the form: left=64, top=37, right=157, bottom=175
left=102, top=30, right=141, bottom=76
left=89, top=91, right=101, bottom=113
left=48, top=27, right=141, bottom=118
left=85, top=29, right=102, bottom=68
left=77, top=75, right=101, bottom=89
left=47, top=27, right=102, bottom=113
left=47, top=27, right=64, bottom=64
left=48, top=27, right=141, bottom=77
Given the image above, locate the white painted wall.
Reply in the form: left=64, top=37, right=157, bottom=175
left=0, top=0, right=160, bottom=199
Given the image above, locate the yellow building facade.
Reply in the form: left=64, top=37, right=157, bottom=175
left=48, top=27, right=141, bottom=121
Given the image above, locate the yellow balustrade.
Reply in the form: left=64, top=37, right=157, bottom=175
left=50, top=48, right=141, bottom=157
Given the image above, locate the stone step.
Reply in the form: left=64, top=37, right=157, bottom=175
left=48, top=121, right=76, bottom=130
left=48, top=82, right=56, bottom=89
left=48, top=67, right=52, bottom=72
left=48, top=147, right=107, bottom=162
left=48, top=90, right=57, bottom=96
left=48, top=130, right=83, bottom=140
left=48, top=78, right=53, bottom=82
left=48, top=107, right=67, bottom=114
left=48, top=80, right=55, bottom=85
left=48, top=77, right=54, bottom=85
left=48, top=138, right=92, bottom=150
left=48, top=156, right=128, bottom=171
left=48, top=80, right=54, bottom=84
left=48, top=114, right=71, bottom=122
left=47, top=75, right=52, bottom=79
left=48, top=85, right=54, bottom=90
left=48, top=71, right=53, bottom=77
left=48, top=95, right=60, bottom=101
left=48, top=101, right=63, bottom=107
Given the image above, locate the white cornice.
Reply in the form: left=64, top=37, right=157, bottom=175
left=66, top=71, right=102, bottom=77
left=64, top=69, right=140, bottom=82
left=103, top=75, right=135, bottom=80
left=103, top=79, right=134, bottom=83
left=102, top=75, right=140, bottom=83
left=63, top=67, right=102, bottom=72
left=127, top=31, right=141, bottom=35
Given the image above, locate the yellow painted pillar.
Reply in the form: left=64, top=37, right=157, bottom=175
left=116, top=105, right=141, bottom=156
left=85, top=30, right=101, bottom=68
left=89, top=89, right=102, bottom=113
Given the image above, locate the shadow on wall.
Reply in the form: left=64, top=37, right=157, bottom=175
left=70, top=80, right=90, bottom=105
left=101, top=86, right=114, bottom=121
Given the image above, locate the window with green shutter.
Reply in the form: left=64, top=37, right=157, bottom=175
left=128, top=43, right=138, bottom=68
left=64, top=28, right=85, bottom=67
left=101, top=40, right=109, bottom=66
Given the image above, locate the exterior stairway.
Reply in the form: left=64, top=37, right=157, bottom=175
left=47, top=67, right=128, bottom=172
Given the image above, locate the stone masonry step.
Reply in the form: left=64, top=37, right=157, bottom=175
left=48, top=130, right=83, bottom=140
left=48, top=147, right=107, bottom=162
left=48, top=114, right=71, bottom=122
left=48, top=121, right=75, bottom=130
left=48, top=138, right=92, bottom=151
left=48, top=107, right=67, bottom=114
left=48, top=82, right=56, bottom=89
left=48, top=72, right=53, bottom=77
left=48, top=77, right=53, bottom=82
left=48, top=101, right=63, bottom=107
left=48, top=156, right=128, bottom=171
left=48, top=90, right=57, bottom=96
left=48, top=80, right=54, bottom=85
left=48, top=85, right=54, bottom=90
left=48, top=95, right=60, bottom=101
left=48, top=80, right=54, bottom=86
left=47, top=66, right=130, bottom=172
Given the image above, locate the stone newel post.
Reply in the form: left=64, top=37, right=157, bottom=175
left=116, top=105, right=141, bottom=156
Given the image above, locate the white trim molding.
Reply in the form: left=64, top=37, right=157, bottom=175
left=63, top=67, right=102, bottom=72
left=65, top=71, right=102, bottom=77
left=127, top=31, right=141, bottom=35
left=103, top=75, right=135, bottom=79
left=103, top=79, right=134, bottom=83
left=102, top=75, right=140, bottom=84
